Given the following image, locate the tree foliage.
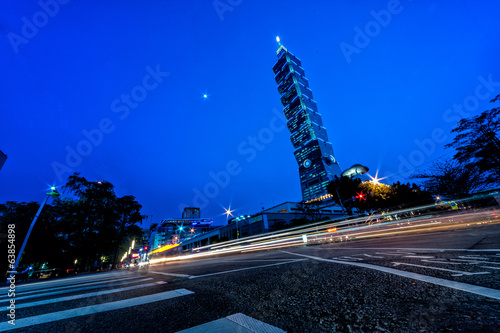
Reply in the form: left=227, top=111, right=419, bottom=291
left=327, top=176, right=432, bottom=214
left=295, top=201, right=324, bottom=222
left=446, top=94, right=500, bottom=183
left=411, top=158, right=488, bottom=198
left=0, top=173, right=145, bottom=275
left=327, top=176, right=362, bottom=215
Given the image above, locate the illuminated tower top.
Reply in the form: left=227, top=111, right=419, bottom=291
left=273, top=38, right=342, bottom=202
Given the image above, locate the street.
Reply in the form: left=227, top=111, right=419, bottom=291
left=1, top=219, right=500, bottom=332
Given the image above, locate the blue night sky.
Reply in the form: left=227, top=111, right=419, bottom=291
left=1, top=0, right=500, bottom=226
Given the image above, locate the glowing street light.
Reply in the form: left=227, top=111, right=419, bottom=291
left=224, top=206, right=234, bottom=219
left=355, top=191, right=366, bottom=202
left=8, top=186, right=59, bottom=280
left=368, top=171, right=386, bottom=185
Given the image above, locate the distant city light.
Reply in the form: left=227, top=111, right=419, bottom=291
left=368, top=171, right=386, bottom=185
left=224, top=206, right=234, bottom=218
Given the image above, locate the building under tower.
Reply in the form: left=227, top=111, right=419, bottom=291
left=273, top=40, right=343, bottom=202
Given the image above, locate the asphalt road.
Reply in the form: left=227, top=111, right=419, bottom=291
left=2, top=220, right=500, bottom=332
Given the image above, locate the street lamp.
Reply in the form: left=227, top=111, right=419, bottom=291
left=8, top=186, right=59, bottom=280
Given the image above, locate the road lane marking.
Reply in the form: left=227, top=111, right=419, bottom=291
left=332, top=256, right=363, bottom=261
left=376, top=252, right=404, bottom=256
left=458, top=256, right=490, bottom=260
left=281, top=251, right=500, bottom=300
left=222, top=259, right=302, bottom=262
left=312, top=248, right=500, bottom=252
left=392, top=262, right=490, bottom=276
left=12, top=282, right=161, bottom=309
left=189, top=259, right=308, bottom=279
left=0, top=278, right=153, bottom=302
left=363, top=254, right=384, bottom=258
left=0, top=289, right=194, bottom=332
left=421, top=260, right=462, bottom=265
left=450, top=259, right=500, bottom=265
left=405, top=255, right=435, bottom=259
left=481, top=266, right=500, bottom=270
left=0, top=276, right=142, bottom=299
left=148, top=271, right=193, bottom=278
left=177, top=313, right=286, bottom=333
left=226, top=313, right=285, bottom=333
left=0, top=272, right=139, bottom=292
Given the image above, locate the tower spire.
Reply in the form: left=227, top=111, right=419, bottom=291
left=275, top=36, right=287, bottom=55
left=272, top=43, right=342, bottom=202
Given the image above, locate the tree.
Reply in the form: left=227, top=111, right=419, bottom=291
left=112, top=196, right=145, bottom=268
left=389, top=182, right=433, bottom=209
left=62, top=174, right=119, bottom=270
left=295, top=201, right=323, bottom=222
left=0, top=173, right=145, bottom=276
left=327, top=176, right=433, bottom=215
left=446, top=94, right=500, bottom=184
left=357, top=181, right=393, bottom=212
left=327, top=175, right=362, bottom=215
left=0, top=201, right=69, bottom=275
left=61, top=173, right=145, bottom=271
left=411, top=158, right=488, bottom=198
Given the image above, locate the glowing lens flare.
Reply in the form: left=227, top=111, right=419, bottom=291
left=224, top=206, right=234, bottom=218
left=368, top=171, right=386, bottom=185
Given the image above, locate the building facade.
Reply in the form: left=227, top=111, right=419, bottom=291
left=182, top=207, right=200, bottom=219
left=149, top=207, right=213, bottom=250
left=273, top=42, right=342, bottom=202
left=178, top=201, right=344, bottom=252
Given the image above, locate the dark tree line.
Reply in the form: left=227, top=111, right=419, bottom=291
left=327, top=176, right=433, bottom=215
left=0, top=173, right=144, bottom=276
left=413, top=94, right=500, bottom=198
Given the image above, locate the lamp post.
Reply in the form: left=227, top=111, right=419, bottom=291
left=8, top=187, right=59, bottom=280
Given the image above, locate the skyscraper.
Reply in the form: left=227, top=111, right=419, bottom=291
left=273, top=40, right=342, bottom=202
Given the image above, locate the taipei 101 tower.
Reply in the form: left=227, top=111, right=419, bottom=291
left=273, top=37, right=342, bottom=202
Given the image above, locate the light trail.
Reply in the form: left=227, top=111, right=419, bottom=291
left=149, top=208, right=500, bottom=265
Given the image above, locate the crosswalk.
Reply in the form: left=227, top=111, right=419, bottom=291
left=331, top=250, right=500, bottom=278
left=0, top=271, right=193, bottom=332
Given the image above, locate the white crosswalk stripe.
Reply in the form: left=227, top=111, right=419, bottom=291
left=2, top=277, right=153, bottom=301
left=0, top=272, right=194, bottom=332
left=0, top=275, right=141, bottom=300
